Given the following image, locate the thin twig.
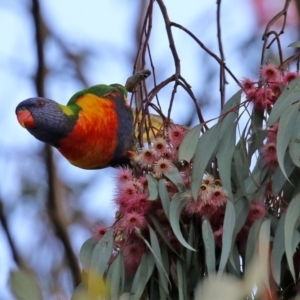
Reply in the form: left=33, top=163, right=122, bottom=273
left=156, top=0, right=181, bottom=78
left=31, top=0, right=81, bottom=287
left=0, top=200, right=22, bottom=265
left=216, top=0, right=226, bottom=110
left=265, top=31, right=284, bottom=64
left=167, top=82, right=179, bottom=120
left=260, top=0, right=292, bottom=64
left=177, top=79, right=207, bottom=129
left=171, top=22, right=242, bottom=88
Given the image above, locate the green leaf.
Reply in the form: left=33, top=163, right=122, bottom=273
left=284, top=192, right=300, bottom=281
left=233, top=196, right=250, bottom=236
left=145, top=253, right=156, bottom=284
left=268, top=77, right=300, bottom=126
left=243, top=162, right=268, bottom=199
left=120, top=293, right=131, bottom=300
left=245, top=217, right=264, bottom=267
left=10, top=269, right=43, bottom=300
left=136, top=227, right=169, bottom=294
left=217, top=122, right=236, bottom=201
left=186, top=222, right=195, bottom=271
left=276, top=104, right=299, bottom=180
left=178, top=124, right=203, bottom=162
left=219, top=113, right=239, bottom=139
left=202, top=218, right=216, bottom=275
left=130, top=252, right=155, bottom=300
left=107, top=252, right=123, bottom=299
left=90, top=228, right=114, bottom=276
left=232, top=140, right=249, bottom=197
left=164, top=166, right=186, bottom=192
left=130, top=253, right=152, bottom=300
left=218, top=201, right=236, bottom=276
left=148, top=226, right=169, bottom=294
left=191, top=123, right=221, bottom=200
left=79, top=237, right=98, bottom=271
left=272, top=152, right=295, bottom=195
left=288, top=41, right=300, bottom=48
left=220, top=90, right=242, bottom=115
left=271, top=213, right=286, bottom=285
left=177, top=259, right=187, bottom=300
left=146, top=174, right=158, bottom=200
left=248, top=131, right=266, bottom=162
left=158, top=179, right=170, bottom=218
left=161, top=243, right=170, bottom=278
left=148, top=212, right=179, bottom=255
left=252, top=109, right=264, bottom=132
left=228, top=244, right=241, bottom=276
left=258, top=219, right=271, bottom=291
left=169, top=193, right=196, bottom=251
left=288, top=113, right=300, bottom=167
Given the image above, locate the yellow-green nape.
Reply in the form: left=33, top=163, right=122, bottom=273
left=58, top=104, right=75, bottom=116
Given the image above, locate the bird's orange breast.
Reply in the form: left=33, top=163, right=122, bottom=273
left=58, top=93, right=119, bottom=169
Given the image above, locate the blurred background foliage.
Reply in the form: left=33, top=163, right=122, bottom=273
left=1, top=0, right=300, bottom=299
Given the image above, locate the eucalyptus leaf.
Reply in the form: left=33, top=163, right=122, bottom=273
left=202, top=218, right=216, bottom=275
left=10, top=269, right=43, bottom=300
left=233, top=196, right=250, bottom=237
left=178, top=124, right=203, bottom=162
left=258, top=219, right=271, bottom=291
left=177, top=259, right=187, bottom=300
left=120, top=293, right=131, bottom=300
left=186, top=222, right=195, bottom=271
left=288, top=41, right=300, bottom=48
left=158, top=179, right=170, bottom=217
left=148, top=212, right=179, bottom=255
left=284, top=192, right=300, bottom=281
left=272, top=152, right=295, bottom=195
left=218, top=201, right=236, bottom=276
left=228, top=244, right=242, bottom=276
left=244, top=161, right=268, bottom=199
left=90, top=228, right=114, bottom=276
left=136, top=227, right=169, bottom=292
left=191, top=122, right=221, bottom=200
left=79, top=237, right=98, bottom=271
left=217, top=122, right=236, bottom=201
left=245, top=217, right=264, bottom=267
left=130, top=254, right=149, bottom=300
left=268, top=77, right=300, bottom=126
left=220, top=90, right=242, bottom=115
left=107, top=253, right=123, bottom=299
left=276, top=103, right=299, bottom=180
left=169, top=193, right=196, bottom=251
left=164, top=166, right=186, bottom=192
left=288, top=113, right=300, bottom=167
left=271, top=213, right=286, bottom=285
left=146, top=174, right=158, bottom=200
left=232, top=140, right=249, bottom=197
left=148, top=226, right=169, bottom=293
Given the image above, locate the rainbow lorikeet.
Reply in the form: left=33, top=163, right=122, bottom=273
left=15, top=84, right=136, bottom=169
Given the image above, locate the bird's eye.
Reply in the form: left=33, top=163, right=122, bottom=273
left=36, top=100, right=45, bottom=107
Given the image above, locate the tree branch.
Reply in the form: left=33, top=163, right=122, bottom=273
left=31, top=0, right=81, bottom=287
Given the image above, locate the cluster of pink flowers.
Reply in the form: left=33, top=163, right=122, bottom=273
left=242, top=65, right=299, bottom=172
left=236, top=202, right=266, bottom=253
left=242, top=64, right=299, bottom=113
left=94, top=124, right=190, bottom=276
left=93, top=120, right=268, bottom=276
left=260, top=121, right=279, bottom=172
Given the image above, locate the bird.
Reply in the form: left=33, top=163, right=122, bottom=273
left=15, top=84, right=136, bottom=170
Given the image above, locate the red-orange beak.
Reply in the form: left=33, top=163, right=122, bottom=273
left=16, top=109, right=36, bottom=128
